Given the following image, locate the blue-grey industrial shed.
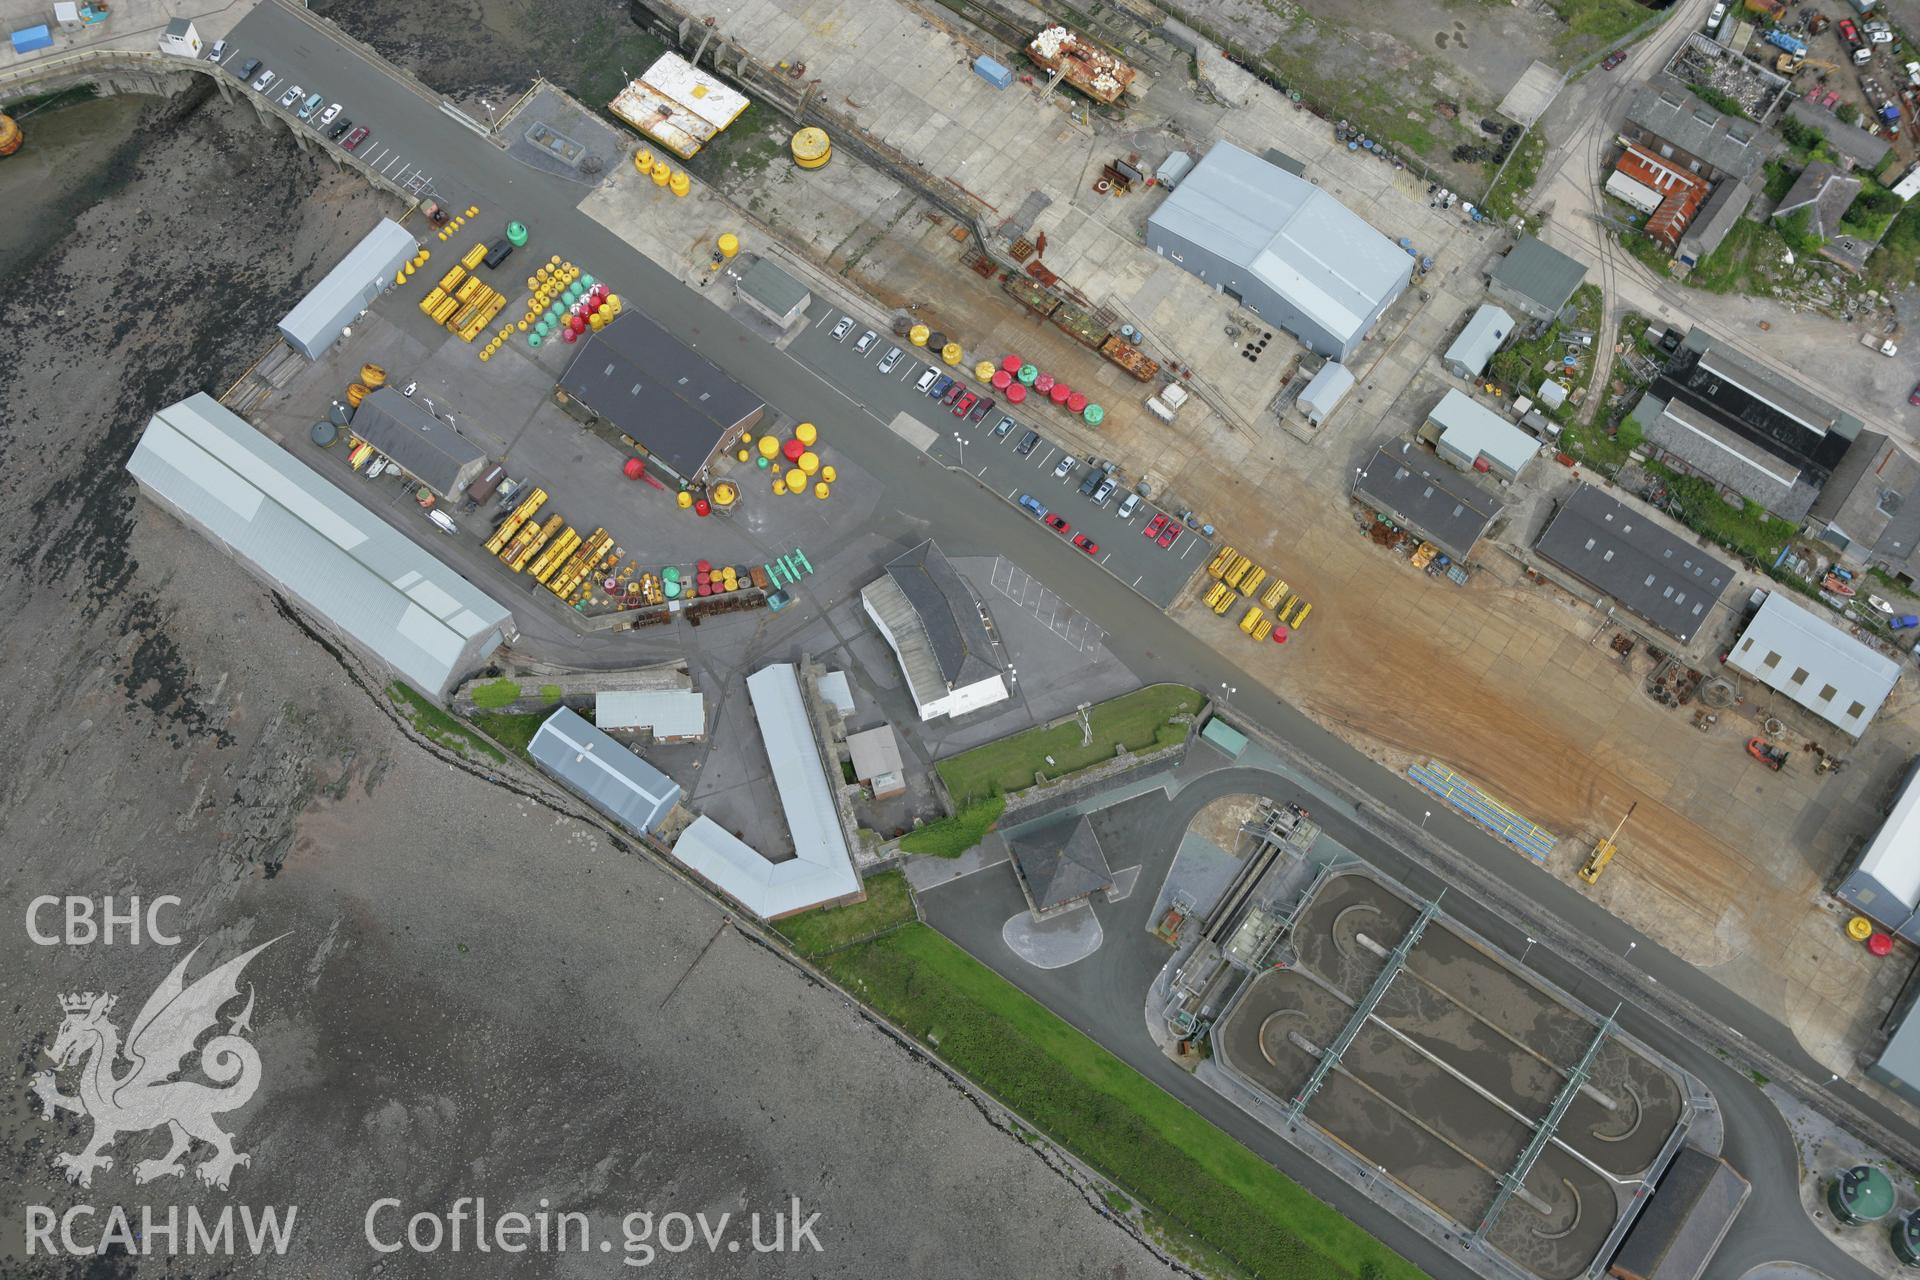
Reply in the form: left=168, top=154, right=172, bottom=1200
left=1836, top=756, right=1920, bottom=943
left=277, top=218, right=417, bottom=359
left=529, top=707, right=682, bottom=834
left=1145, top=142, right=1411, bottom=361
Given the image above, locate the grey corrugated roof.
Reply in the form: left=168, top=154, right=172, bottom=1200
left=1298, top=361, right=1355, bottom=415
left=1147, top=141, right=1408, bottom=351
left=1353, top=442, right=1503, bottom=562
left=556, top=310, right=763, bottom=478
left=1444, top=304, right=1514, bottom=375
left=1533, top=485, right=1732, bottom=643
left=1642, top=397, right=1817, bottom=520
left=1609, top=1147, right=1751, bottom=1280
left=529, top=707, right=682, bottom=833
left=277, top=218, right=417, bottom=357
left=1627, top=87, right=1762, bottom=179
left=349, top=388, right=486, bottom=494
left=1726, top=592, right=1899, bottom=736
left=1678, top=178, right=1750, bottom=261
left=1488, top=236, right=1588, bottom=313
left=847, top=725, right=904, bottom=781
left=1772, top=162, right=1860, bottom=240
left=1808, top=431, right=1907, bottom=547
left=126, top=394, right=511, bottom=697
left=1428, top=389, right=1538, bottom=475
left=1785, top=99, right=1892, bottom=169
left=883, top=540, right=1002, bottom=689
left=1010, top=814, right=1113, bottom=911
left=734, top=256, right=810, bottom=315
left=594, top=689, right=706, bottom=737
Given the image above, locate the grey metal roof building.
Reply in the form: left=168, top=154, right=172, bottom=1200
left=127, top=394, right=513, bottom=698
left=729, top=255, right=811, bottom=328
left=1784, top=99, right=1892, bottom=171
left=665, top=664, right=861, bottom=920
left=277, top=218, right=417, bottom=359
left=1146, top=141, right=1410, bottom=360
left=595, top=689, right=707, bottom=740
left=554, top=310, right=765, bottom=483
left=1442, top=304, right=1514, bottom=380
left=1487, top=236, right=1589, bottom=321
left=1533, top=485, right=1732, bottom=644
left=861, top=539, right=1008, bottom=721
left=1726, top=592, right=1899, bottom=737
left=1424, top=389, right=1538, bottom=481
left=1297, top=360, right=1354, bottom=426
left=1834, top=756, right=1920, bottom=943
left=1622, top=88, right=1762, bottom=182
left=1807, top=431, right=1920, bottom=566
left=1353, top=442, right=1504, bottom=564
left=1675, top=177, right=1750, bottom=270
left=1606, top=1147, right=1751, bottom=1280
left=529, top=707, right=682, bottom=834
left=1870, top=934, right=1920, bottom=1105
left=1009, top=814, right=1114, bottom=913
left=349, top=387, right=489, bottom=497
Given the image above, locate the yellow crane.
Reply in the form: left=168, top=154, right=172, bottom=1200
left=1579, top=802, right=1636, bottom=886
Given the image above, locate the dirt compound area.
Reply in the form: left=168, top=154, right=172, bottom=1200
left=0, top=90, right=1165, bottom=1276
left=1215, top=870, right=1689, bottom=1280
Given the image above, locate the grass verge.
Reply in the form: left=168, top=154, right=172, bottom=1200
left=1648, top=464, right=1797, bottom=562
left=776, top=870, right=916, bottom=957
left=388, top=683, right=506, bottom=764
left=899, top=795, right=1007, bottom=857
left=468, top=710, right=550, bottom=759
left=470, top=678, right=521, bottom=709
left=935, top=685, right=1201, bottom=805
left=823, top=925, right=1423, bottom=1280
left=1480, top=129, right=1545, bottom=223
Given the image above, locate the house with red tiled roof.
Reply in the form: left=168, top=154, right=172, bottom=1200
left=1613, top=145, right=1708, bottom=249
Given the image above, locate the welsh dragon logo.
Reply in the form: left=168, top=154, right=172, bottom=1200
left=31, top=937, right=281, bottom=1190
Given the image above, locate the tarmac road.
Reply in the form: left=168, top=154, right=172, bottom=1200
left=209, top=3, right=1919, bottom=1271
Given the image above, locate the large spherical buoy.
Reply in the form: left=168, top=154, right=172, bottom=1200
left=1084, top=403, right=1105, bottom=426
left=791, top=126, right=831, bottom=169
left=821, top=464, right=837, bottom=483
left=909, top=324, right=930, bottom=347
left=1002, top=355, right=1022, bottom=373
left=757, top=435, right=780, bottom=459
left=0, top=112, right=22, bottom=158
left=783, top=437, right=805, bottom=463
left=635, top=147, right=653, bottom=172
left=717, top=233, right=740, bottom=258
left=737, top=449, right=751, bottom=463
left=1018, top=363, right=1038, bottom=385
left=507, top=221, right=528, bottom=247
left=1848, top=915, right=1875, bottom=941
left=1067, top=391, right=1088, bottom=413
left=799, top=450, right=820, bottom=475
left=786, top=467, right=807, bottom=492
left=1007, top=383, right=1027, bottom=404
left=623, top=457, right=646, bottom=480
left=815, top=482, right=831, bottom=499
left=1871, top=932, right=1895, bottom=957
left=991, top=370, right=1012, bottom=390
left=711, top=481, right=737, bottom=507
left=677, top=490, right=693, bottom=509
left=1034, top=371, right=1055, bottom=393
left=795, top=422, right=817, bottom=447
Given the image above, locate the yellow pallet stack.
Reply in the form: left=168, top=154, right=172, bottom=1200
left=1205, top=582, right=1237, bottom=615
left=1260, top=578, right=1289, bottom=612
left=1239, top=605, right=1264, bottom=635
left=437, top=264, right=468, bottom=293
left=484, top=489, right=546, bottom=556
left=548, top=529, right=610, bottom=599
left=507, top=514, right=565, bottom=572
left=1207, top=545, right=1237, bottom=579
left=527, top=528, right=581, bottom=583
left=461, top=241, right=488, bottom=270
left=1239, top=565, right=1266, bottom=598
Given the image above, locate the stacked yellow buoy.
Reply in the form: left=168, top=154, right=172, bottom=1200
left=795, top=422, right=817, bottom=447
left=974, top=359, right=995, bottom=382
left=347, top=383, right=370, bottom=408
left=785, top=468, right=807, bottom=493
left=651, top=160, right=672, bottom=187
left=676, top=491, right=693, bottom=509
left=634, top=146, right=654, bottom=174
left=909, top=324, right=930, bottom=347
left=669, top=170, right=691, bottom=198
left=821, top=465, right=837, bottom=484
left=941, top=342, right=963, bottom=366
left=360, top=364, right=387, bottom=389
left=717, top=233, right=740, bottom=259
left=790, top=126, right=831, bottom=169
left=799, top=451, right=820, bottom=475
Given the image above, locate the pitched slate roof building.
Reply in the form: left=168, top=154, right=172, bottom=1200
left=348, top=387, right=489, bottom=497
left=1487, top=236, right=1588, bottom=322
left=1622, top=87, right=1762, bottom=183
left=1008, top=815, right=1114, bottom=914
left=1533, top=485, right=1733, bottom=644
left=861, top=540, right=1008, bottom=721
left=127, top=394, right=514, bottom=698
left=1353, top=442, right=1504, bottom=564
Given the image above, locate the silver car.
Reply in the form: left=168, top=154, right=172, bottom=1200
left=316, top=102, right=342, bottom=128
left=877, top=346, right=902, bottom=374
left=854, top=330, right=878, bottom=355
left=278, top=84, right=302, bottom=108
left=1116, top=492, right=1141, bottom=520
left=831, top=316, right=854, bottom=341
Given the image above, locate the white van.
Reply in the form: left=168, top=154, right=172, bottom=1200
left=427, top=510, right=458, bottom=534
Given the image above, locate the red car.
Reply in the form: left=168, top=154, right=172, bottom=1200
left=1909, top=380, right=1920, bottom=406
left=952, top=391, right=977, bottom=418
left=1143, top=513, right=1169, bottom=540
left=1072, top=534, right=1098, bottom=555
left=1045, top=514, right=1071, bottom=535
left=1839, top=17, right=1860, bottom=45
left=1601, top=50, right=1627, bottom=70
left=342, top=126, right=369, bottom=151
left=1158, top=523, right=1181, bottom=549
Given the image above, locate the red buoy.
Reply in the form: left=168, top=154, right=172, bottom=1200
left=1870, top=932, right=1895, bottom=957
left=623, top=457, right=645, bottom=480
left=1001, top=354, right=1022, bottom=372
left=694, top=498, right=711, bottom=517
left=783, top=438, right=805, bottom=462
left=1007, top=384, right=1027, bottom=404
left=1050, top=383, right=1071, bottom=404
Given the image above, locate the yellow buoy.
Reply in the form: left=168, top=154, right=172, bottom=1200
left=361, top=364, right=387, bottom=388
left=346, top=382, right=370, bottom=408
left=910, top=324, right=930, bottom=347
left=669, top=170, right=691, bottom=198
left=791, top=126, right=831, bottom=170
left=651, top=161, right=671, bottom=187
left=1848, top=915, right=1875, bottom=941
left=822, top=465, right=838, bottom=483
left=974, top=360, right=995, bottom=382
left=589, top=312, right=607, bottom=331
left=795, top=422, right=818, bottom=447
left=479, top=351, right=490, bottom=362
left=550, top=255, right=561, bottom=265
left=799, top=451, right=820, bottom=475
left=757, top=435, right=780, bottom=459
left=465, top=205, right=478, bottom=218
left=773, top=478, right=788, bottom=495
left=814, top=482, right=831, bottom=499
left=717, top=233, right=740, bottom=258
left=676, top=490, right=693, bottom=509
left=737, top=449, right=751, bottom=463
left=786, top=468, right=807, bottom=492
left=635, top=146, right=653, bottom=172
left=941, top=342, right=963, bottom=366
left=712, top=481, right=737, bottom=506
left=518, top=320, right=529, bottom=331
left=395, top=270, right=407, bottom=285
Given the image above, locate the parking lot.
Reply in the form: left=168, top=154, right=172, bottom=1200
left=787, top=306, right=1210, bottom=611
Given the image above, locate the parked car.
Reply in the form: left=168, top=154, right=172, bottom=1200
left=991, top=415, right=1016, bottom=439
left=952, top=391, right=978, bottom=418
left=1116, top=492, right=1141, bottom=520
left=1706, top=2, right=1726, bottom=32
left=1015, top=429, right=1040, bottom=455
left=1144, top=512, right=1169, bottom=539
left=1909, top=379, right=1920, bottom=406
left=929, top=374, right=954, bottom=400
left=328, top=118, right=354, bottom=141
left=969, top=397, right=994, bottom=423
left=343, top=126, right=370, bottom=151
left=1871, top=28, right=1894, bottom=43
left=1052, top=454, right=1077, bottom=479
left=854, top=330, right=878, bottom=354
left=278, top=84, right=302, bottom=108
left=1072, top=534, right=1098, bottom=555
left=1045, top=514, right=1071, bottom=534
left=1079, top=467, right=1105, bottom=496
left=297, top=93, right=324, bottom=120
left=1017, top=493, right=1047, bottom=518
left=1601, top=49, right=1627, bottom=70
left=207, top=39, right=227, bottom=62
left=1158, top=523, right=1181, bottom=549
left=831, top=316, right=854, bottom=341
left=235, top=57, right=261, bottom=82
left=1091, top=476, right=1117, bottom=505
left=916, top=368, right=940, bottom=393
left=940, top=382, right=964, bottom=406
left=252, top=65, right=275, bottom=91
left=1894, top=614, right=1920, bottom=630
left=317, top=103, right=342, bottom=128
left=878, top=347, right=902, bottom=374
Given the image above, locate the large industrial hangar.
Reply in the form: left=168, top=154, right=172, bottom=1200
left=126, top=393, right=515, bottom=698
left=1145, top=141, right=1410, bottom=361
left=1212, top=867, right=1696, bottom=1280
